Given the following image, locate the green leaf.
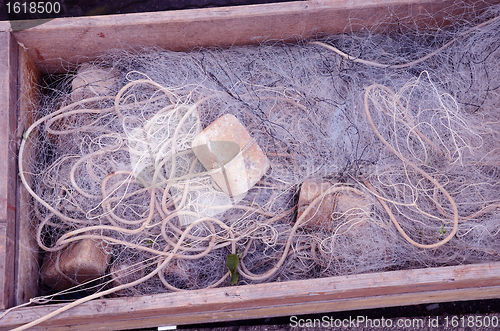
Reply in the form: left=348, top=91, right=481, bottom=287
left=230, top=271, right=239, bottom=285
left=226, top=253, right=240, bottom=285
left=226, top=254, right=239, bottom=272
left=226, top=254, right=239, bottom=273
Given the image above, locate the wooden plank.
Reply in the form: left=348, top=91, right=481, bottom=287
left=1, top=262, right=500, bottom=330
left=11, top=0, right=499, bottom=74
left=0, top=225, right=14, bottom=311
left=14, top=45, right=41, bottom=306
left=0, top=21, right=10, bottom=32
left=0, top=26, right=19, bottom=310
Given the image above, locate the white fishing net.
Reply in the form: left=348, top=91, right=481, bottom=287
left=16, top=3, right=500, bottom=305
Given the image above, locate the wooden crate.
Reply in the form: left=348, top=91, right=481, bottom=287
left=1, top=0, right=500, bottom=329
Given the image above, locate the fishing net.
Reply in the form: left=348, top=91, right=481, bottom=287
left=16, top=2, right=500, bottom=307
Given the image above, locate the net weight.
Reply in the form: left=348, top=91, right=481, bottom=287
left=6, top=2, right=61, bottom=14
left=444, top=315, right=498, bottom=328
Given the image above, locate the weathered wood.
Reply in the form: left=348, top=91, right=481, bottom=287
left=11, top=0, right=500, bottom=73
left=14, top=45, right=41, bottom=306
left=0, top=225, right=13, bottom=310
left=1, top=0, right=500, bottom=328
left=0, top=27, right=19, bottom=310
left=1, top=262, right=500, bottom=330
left=0, top=21, right=10, bottom=33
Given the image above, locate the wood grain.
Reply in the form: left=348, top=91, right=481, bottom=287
left=12, top=0, right=500, bottom=73
left=0, top=21, right=10, bottom=32
left=15, top=46, right=41, bottom=307
left=0, top=29, right=18, bottom=310
left=1, top=262, right=500, bottom=330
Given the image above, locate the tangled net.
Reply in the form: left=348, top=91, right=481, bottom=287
left=17, top=5, right=500, bottom=307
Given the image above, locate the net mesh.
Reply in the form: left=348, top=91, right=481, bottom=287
left=16, top=2, right=500, bottom=305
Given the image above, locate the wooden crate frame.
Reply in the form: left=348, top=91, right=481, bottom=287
left=1, top=0, right=500, bottom=329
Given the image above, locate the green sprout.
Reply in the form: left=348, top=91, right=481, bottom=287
left=439, top=225, right=447, bottom=236
left=226, top=253, right=240, bottom=286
